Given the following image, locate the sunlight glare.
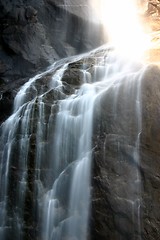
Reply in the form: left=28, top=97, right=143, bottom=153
left=90, top=0, right=151, bottom=60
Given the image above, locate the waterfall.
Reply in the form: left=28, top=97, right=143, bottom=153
left=41, top=80, right=96, bottom=240
left=0, top=45, right=147, bottom=240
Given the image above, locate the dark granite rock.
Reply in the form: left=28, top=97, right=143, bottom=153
left=91, top=63, right=160, bottom=240
left=0, top=0, right=104, bottom=124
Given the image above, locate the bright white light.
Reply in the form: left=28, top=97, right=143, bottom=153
left=90, top=0, right=151, bottom=60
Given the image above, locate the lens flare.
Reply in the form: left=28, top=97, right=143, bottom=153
left=90, top=0, right=151, bottom=60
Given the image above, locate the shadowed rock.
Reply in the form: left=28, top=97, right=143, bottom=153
left=0, top=0, right=104, bottom=124
left=91, top=63, right=160, bottom=240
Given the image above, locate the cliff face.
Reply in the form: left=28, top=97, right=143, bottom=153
left=0, top=0, right=103, bottom=124
left=1, top=2, right=160, bottom=240
left=1, top=46, right=160, bottom=240
left=91, top=64, right=160, bottom=240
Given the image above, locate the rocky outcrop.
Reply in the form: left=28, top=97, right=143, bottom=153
left=0, top=0, right=103, bottom=124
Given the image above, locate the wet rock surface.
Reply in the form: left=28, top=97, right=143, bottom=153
left=91, top=63, right=160, bottom=240
left=0, top=0, right=103, bottom=124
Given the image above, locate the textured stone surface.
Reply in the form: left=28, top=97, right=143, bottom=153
left=0, top=0, right=103, bottom=124
left=50, top=0, right=92, bottom=20
left=91, top=63, right=160, bottom=240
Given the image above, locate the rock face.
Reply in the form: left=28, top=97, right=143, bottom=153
left=91, top=64, right=160, bottom=240
left=0, top=0, right=103, bottom=124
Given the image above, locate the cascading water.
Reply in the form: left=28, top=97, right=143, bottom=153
left=42, top=78, right=96, bottom=240
left=0, top=44, right=148, bottom=240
